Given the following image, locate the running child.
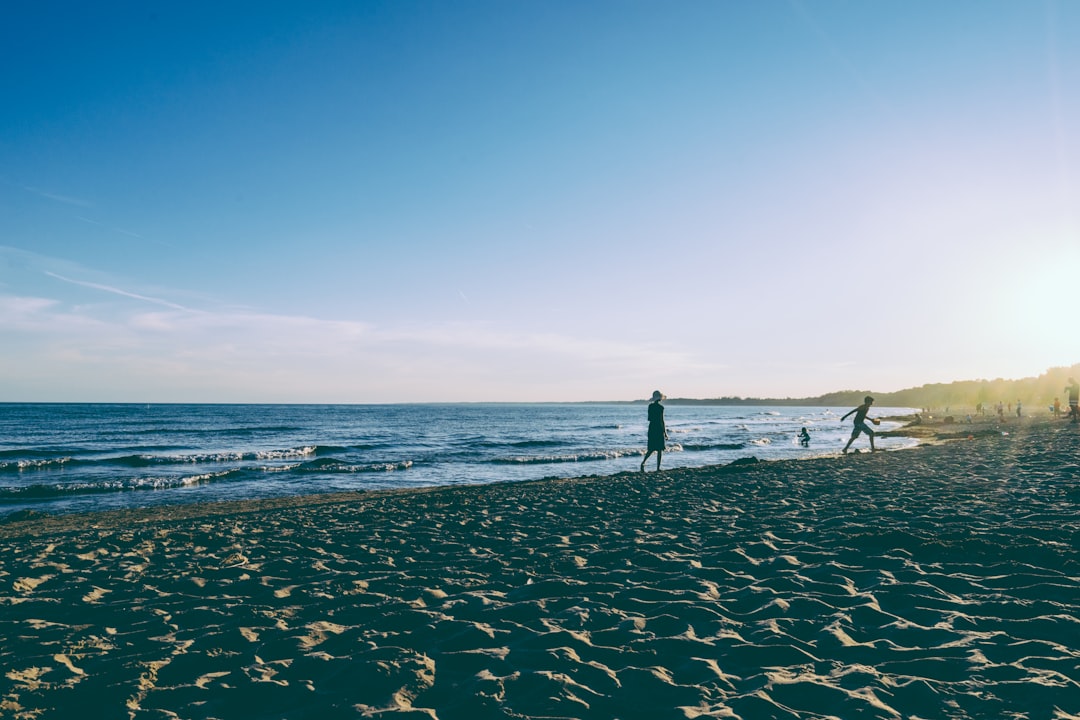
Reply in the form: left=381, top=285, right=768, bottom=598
left=841, top=396, right=878, bottom=453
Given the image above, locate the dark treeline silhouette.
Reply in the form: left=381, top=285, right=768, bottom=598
left=639, top=364, right=1080, bottom=410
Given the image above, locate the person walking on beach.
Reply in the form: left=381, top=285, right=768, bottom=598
left=841, top=396, right=878, bottom=453
left=641, top=390, right=667, bottom=471
left=1067, top=378, right=1080, bottom=423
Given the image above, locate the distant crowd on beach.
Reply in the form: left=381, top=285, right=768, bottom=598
left=640, top=378, right=1080, bottom=471
left=965, top=377, right=1080, bottom=425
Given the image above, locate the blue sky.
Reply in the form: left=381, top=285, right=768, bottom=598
left=2, top=1, right=1078, bottom=402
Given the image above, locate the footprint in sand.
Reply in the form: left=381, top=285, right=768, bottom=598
left=13, top=574, right=54, bottom=594
left=52, top=654, right=86, bottom=677
left=273, top=585, right=299, bottom=598
left=6, top=666, right=52, bottom=691
left=81, top=586, right=111, bottom=603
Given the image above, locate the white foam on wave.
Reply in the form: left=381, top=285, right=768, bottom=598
left=16, top=458, right=74, bottom=470
left=258, top=463, right=303, bottom=473
left=256, top=446, right=317, bottom=460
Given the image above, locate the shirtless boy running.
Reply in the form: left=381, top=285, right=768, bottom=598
left=841, top=396, right=878, bottom=453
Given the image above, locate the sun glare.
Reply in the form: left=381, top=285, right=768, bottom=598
left=988, top=244, right=1080, bottom=371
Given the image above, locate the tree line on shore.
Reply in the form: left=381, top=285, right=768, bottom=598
left=653, top=364, right=1080, bottom=410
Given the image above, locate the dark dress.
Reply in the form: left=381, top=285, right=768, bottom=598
left=647, top=401, right=665, bottom=452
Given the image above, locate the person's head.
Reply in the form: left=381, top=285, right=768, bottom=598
left=864, top=395, right=874, bottom=405
left=651, top=390, right=663, bottom=402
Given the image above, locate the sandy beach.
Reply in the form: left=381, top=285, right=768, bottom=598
left=2, top=416, right=1078, bottom=719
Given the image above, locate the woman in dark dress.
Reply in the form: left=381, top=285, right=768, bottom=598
left=641, top=390, right=667, bottom=471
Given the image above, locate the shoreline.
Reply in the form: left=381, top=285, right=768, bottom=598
left=1, top=403, right=920, bottom=522
left=2, top=414, right=1077, bottom=718
left=0, top=410, right=1060, bottom=538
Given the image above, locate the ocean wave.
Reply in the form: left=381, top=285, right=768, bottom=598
left=470, top=439, right=564, bottom=450
left=0, top=470, right=243, bottom=500
left=0, top=448, right=92, bottom=459
left=119, top=425, right=307, bottom=436
left=0, top=446, right=320, bottom=473
left=255, top=446, right=319, bottom=460
left=491, top=450, right=638, bottom=465
left=0, top=457, right=75, bottom=472
left=507, top=439, right=566, bottom=449
left=492, top=445, right=684, bottom=465
left=296, top=458, right=413, bottom=473
left=681, top=442, right=746, bottom=451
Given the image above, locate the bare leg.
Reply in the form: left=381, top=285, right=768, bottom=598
left=655, top=450, right=663, bottom=471
left=869, top=433, right=876, bottom=452
left=641, top=451, right=652, bottom=471
left=842, top=436, right=854, bottom=454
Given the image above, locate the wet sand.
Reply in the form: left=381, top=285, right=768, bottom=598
left=2, top=417, right=1078, bottom=719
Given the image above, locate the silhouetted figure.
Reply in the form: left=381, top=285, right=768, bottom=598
left=1067, top=379, right=1080, bottom=423
left=841, top=396, right=877, bottom=453
left=641, top=390, right=667, bottom=471
left=798, top=427, right=810, bottom=446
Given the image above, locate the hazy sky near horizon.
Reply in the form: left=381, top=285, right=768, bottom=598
left=3, top=1, right=1079, bottom=403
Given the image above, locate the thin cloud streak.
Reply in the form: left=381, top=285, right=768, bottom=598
left=23, top=186, right=94, bottom=208
left=44, top=271, right=197, bottom=312
left=74, top=215, right=155, bottom=243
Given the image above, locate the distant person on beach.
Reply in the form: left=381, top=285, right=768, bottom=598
left=997, top=401, right=1005, bottom=421
left=1054, top=397, right=1061, bottom=418
left=1067, top=379, right=1080, bottom=423
left=1016, top=400, right=1022, bottom=418
left=798, top=427, right=811, bottom=446
left=841, top=396, right=877, bottom=453
left=641, top=390, right=667, bottom=471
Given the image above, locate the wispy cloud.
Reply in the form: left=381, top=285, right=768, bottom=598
left=0, top=284, right=714, bottom=402
left=44, top=271, right=197, bottom=312
left=23, top=185, right=94, bottom=208
left=3, top=246, right=719, bottom=400
left=0, top=294, right=107, bottom=333
left=74, top=215, right=148, bottom=240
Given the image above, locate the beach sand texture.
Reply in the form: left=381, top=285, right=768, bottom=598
left=2, top=421, right=1078, bottom=719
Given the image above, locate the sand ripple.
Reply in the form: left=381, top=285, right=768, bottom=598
left=1, top=422, right=1078, bottom=718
